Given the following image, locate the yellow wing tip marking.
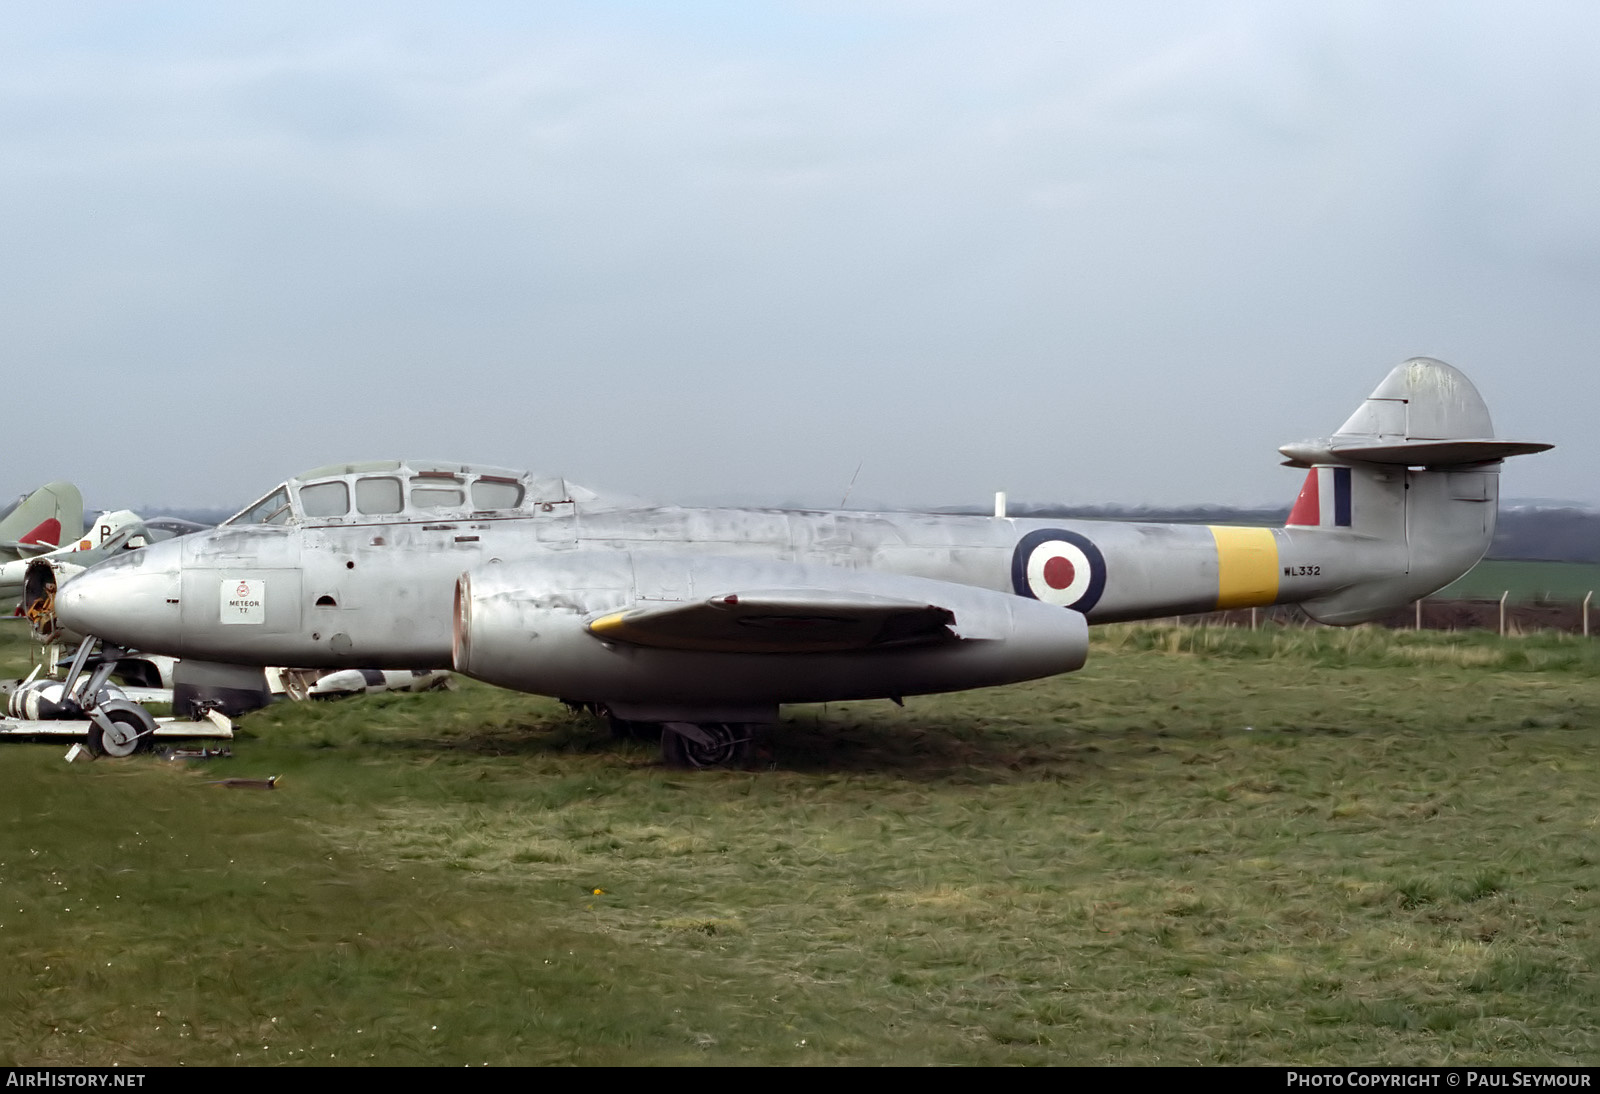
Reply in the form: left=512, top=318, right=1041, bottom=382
left=587, top=611, right=629, bottom=636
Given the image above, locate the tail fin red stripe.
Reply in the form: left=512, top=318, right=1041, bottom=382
left=20, top=518, right=60, bottom=547
left=1286, top=470, right=1319, bottom=526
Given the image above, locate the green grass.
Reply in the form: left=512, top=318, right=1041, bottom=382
left=1, top=624, right=1598, bottom=1065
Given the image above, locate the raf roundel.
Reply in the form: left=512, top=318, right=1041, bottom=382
left=1011, top=529, right=1107, bottom=613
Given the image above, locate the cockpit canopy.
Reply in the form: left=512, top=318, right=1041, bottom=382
left=224, top=460, right=589, bottom=527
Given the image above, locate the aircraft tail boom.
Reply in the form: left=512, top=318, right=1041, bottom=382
left=1277, top=358, right=1547, bottom=625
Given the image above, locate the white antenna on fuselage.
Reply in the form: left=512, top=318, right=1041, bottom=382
left=839, top=461, right=864, bottom=509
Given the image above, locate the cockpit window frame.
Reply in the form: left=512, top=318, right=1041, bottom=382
left=470, top=477, right=525, bottom=511
left=228, top=462, right=559, bottom=528
left=410, top=485, right=467, bottom=510
left=354, top=476, right=406, bottom=516
left=299, top=480, right=352, bottom=519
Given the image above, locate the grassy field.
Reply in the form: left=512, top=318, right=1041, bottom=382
left=1437, top=559, right=1600, bottom=603
left=1, top=625, right=1597, bottom=1066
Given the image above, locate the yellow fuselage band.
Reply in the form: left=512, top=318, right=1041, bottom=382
left=1208, top=526, right=1280, bottom=610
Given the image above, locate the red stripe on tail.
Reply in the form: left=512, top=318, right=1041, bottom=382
left=20, top=518, right=60, bottom=547
left=1286, top=470, right=1320, bottom=526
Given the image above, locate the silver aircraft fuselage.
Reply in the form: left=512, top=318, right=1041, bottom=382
left=47, top=360, right=1549, bottom=725
left=60, top=496, right=1417, bottom=668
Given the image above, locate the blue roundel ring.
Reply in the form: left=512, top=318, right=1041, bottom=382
left=1010, top=528, right=1107, bottom=613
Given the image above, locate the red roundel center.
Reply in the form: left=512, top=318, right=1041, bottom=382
left=1043, top=555, right=1076, bottom=590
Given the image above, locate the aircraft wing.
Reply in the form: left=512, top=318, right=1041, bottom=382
left=587, top=590, right=958, bottom=654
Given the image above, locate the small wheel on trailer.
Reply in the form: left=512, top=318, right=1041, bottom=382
left=86, top=703, right=157, bottom=758
left=660, top=722, right=755, bottom=769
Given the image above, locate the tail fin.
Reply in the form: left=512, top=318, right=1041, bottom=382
left=1278, top=358, right=1551, bottom=625
left=0, top=482, right=85, bottom=556
left=75, top=510, right=150, bottom=553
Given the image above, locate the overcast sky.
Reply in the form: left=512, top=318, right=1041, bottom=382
left=3, top=2, right=1596, bottom=513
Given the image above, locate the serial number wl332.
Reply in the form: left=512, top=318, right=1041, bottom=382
left=1283, top=565, right=1322, bottom=577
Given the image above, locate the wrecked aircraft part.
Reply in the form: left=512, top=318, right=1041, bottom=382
left=269, top=666, right=452, bottom=700
left=0, top=704, right=232, bottom=751
left=270, top=667, right=316, bottom=701
left=159, top=746, right=232, bottom=760
left=5, top=642, right=141, bottom=721
left=174, top=664, right=451, bottom=710
left=9, top=679, right=83, bottom=720
left=172, top=660, right=274, bottom=719
left=209, top=775, right=279, bottom=790
left=0, top=636, right=230, bottom=753
left=304, top=667, right=452, bottom=698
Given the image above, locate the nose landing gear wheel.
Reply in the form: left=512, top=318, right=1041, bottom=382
left=660, top=722, right=754, bottom=769
left=86, top=705, right=156, bottom=758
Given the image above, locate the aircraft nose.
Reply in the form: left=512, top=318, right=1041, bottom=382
left=55, top=538, right=184, bottom=652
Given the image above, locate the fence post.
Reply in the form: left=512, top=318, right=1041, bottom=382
left=1415, top=599, right=1423, bottom=630
left=1584, top=591, right=1592, bottom=638
left=1499, top=591, right=1508, bottom=637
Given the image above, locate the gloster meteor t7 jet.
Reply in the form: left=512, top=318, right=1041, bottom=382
left=36, top=358, right=1550, bottom=766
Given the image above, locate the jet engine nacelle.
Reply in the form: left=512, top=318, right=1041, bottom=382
left=22, top=558, right=87, bottom=644
left=452, top=553, right=1088, bottom=706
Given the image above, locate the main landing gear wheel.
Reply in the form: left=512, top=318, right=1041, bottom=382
left=86, top=704, right=156, bottom=758
left=660, top=723, right=755, bottom=769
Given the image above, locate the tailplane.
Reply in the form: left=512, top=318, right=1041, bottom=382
left=1278, top=358, right=1550, bottom=625
left=1280, top=358, right=1550, bottom=470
